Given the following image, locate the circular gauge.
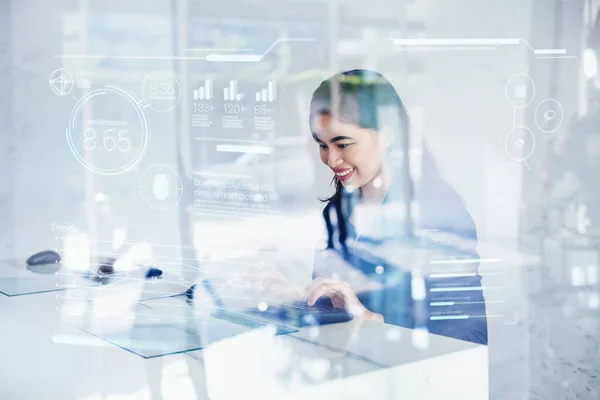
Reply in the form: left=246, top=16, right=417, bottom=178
left=505, top=126, right=536, bottom=162
left=142, top=71, right=181, bottom=112
left=535, top=98, right=564, bottom=133
left=49, top=68, right=74, bottom=96
left=66, top=85, right=150, bottom=175
left=505, top=73, right=535, bottom=109
left=139, top=164, right=184, bottom=210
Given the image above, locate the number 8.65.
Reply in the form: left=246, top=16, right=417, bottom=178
left=83, top=128, right=131, bottom=152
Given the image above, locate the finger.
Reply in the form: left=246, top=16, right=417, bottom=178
left=307, top=282, right=355, bottom=306
left=362, top=310, right=384, bottom=322
left=362, top=311, right=383, bottom=322
left=306, top=276, right=328, bottom=291
left=306, top=283, right=333, bottom=305
left=306, top=283, right=337, bottom=306
left=304, top=277, right=330, bottom=297
left=329, top=281, right=358, bottom=303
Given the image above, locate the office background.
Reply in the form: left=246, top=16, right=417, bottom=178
left=1, top=0, right=599, bottom=399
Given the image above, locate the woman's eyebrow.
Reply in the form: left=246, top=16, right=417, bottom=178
left=312, top=133, right=324, bottom=143
left=330, top=136, right=353, bottom=142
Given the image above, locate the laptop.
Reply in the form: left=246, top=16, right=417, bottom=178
left=187, top=275, right=354, bottom=327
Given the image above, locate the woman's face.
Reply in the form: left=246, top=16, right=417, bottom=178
left=311, top=113, right=386, bottom=189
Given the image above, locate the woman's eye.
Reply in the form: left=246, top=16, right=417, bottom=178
left=319, top=144, right=327, bottom=150
left=338, top=143, right=351, bottom=149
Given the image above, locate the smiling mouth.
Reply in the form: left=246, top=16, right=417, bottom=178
left=334, top=168, right=354, bottom=181
left=335, top=168, right=353, bottom=177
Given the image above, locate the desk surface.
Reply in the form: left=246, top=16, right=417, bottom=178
left=0, top=278, right=488, bottom=400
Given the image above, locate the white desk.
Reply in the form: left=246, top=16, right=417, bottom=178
left=0, top=282, right=488, bottom=399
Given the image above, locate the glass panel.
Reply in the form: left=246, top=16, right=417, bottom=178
left=79, top=296, right=297, bottom=358
left=0, top=260, right=101, bottom=296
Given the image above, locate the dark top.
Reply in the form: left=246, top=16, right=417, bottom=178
left=315, top=151, right=488, bottom=345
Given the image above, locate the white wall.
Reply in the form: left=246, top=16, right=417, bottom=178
left=0, top=0, right=15, bottom=258
left=5, top=0, right=182, bottom=261
left=422, top=0, right=535, bottom=244
left=1, top=0, right=585, bottom=257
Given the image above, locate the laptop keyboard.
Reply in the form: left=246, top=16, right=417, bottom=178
left=282, top=300, right=338, bottom=312
left=282, top=300, right=312, bottom=310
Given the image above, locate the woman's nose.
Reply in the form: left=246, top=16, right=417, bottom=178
left=327, top=149, right=343, bottom=168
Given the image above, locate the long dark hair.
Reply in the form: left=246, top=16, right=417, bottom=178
left=308, top=69, right=412, bottom=204
left=309, top=70, right=479, bottom=246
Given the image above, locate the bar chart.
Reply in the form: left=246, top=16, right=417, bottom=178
left=255, top=81, right=276, bottom=102
left=223, top=80, right=244, bottom=101
left=193, top=80, right=213, bottom=100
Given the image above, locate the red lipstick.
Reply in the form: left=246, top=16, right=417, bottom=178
left=333, top=167, right=354, bottom=182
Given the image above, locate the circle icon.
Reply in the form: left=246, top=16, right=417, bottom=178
left=66, top=85, right=150, bottom=175
left=139, top=164, right=183, bottom=210
left=505, top=126, right=535, bottom=162
left=49, top=69, right=74, bottom=96
left=141, top=71, right=181, bottom=112
left=504, top=73, right=535, bottom=108
left=535, top=98, right=564, bottom=133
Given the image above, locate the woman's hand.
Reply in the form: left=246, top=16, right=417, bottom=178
left=305, top=277, right=384, bottom=322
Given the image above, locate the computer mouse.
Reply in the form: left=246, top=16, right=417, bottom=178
left=27, top=263, right=61, bottom=275
left=97, top=257, right=116, bottom=276
left=145, top=267, right=163, bottom=279
left=26, top=250, right=61, bottom=266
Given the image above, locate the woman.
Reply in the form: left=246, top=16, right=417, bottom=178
left=304, top=69, right=488, bottom=345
